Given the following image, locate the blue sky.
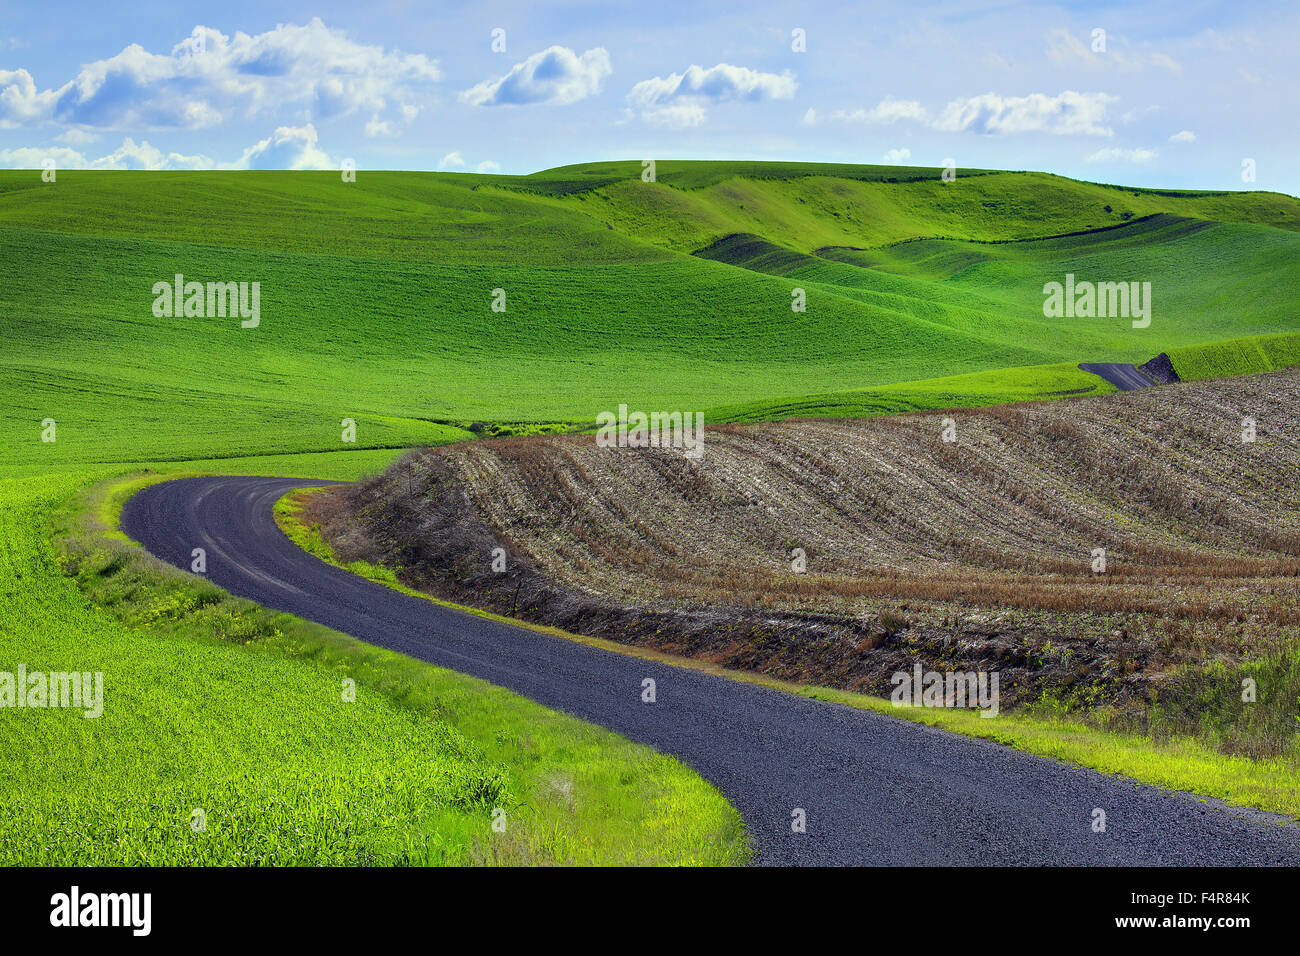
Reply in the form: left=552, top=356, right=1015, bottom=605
left=2, top=0, right=1295, bottom=193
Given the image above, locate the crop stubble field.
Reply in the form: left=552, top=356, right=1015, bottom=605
left=305, top=369, right=1300, bottom=763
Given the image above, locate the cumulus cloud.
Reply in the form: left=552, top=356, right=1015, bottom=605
left=0, top=19, right=440, bottom=131
left=0, top=68, right=56, bottom=127
left=233, top=124, right=333, bottom=169
left=824, top=91, right=1115, bottom=136
left=935, top=91, right=1116, bottom=135
left=0, top=144, right=91, bottom=168
left=882, top=147, right=912, bottom=163
left=438, top=151, right=501, bottom=173
left=0, top=122, right=333, bottom=170
left=634, top=101, right=707, bottom=129
left=460, top=46, right=611, bottom=107
left=1169, top=129, right=1196, bottom=142
left=831, top=98, right=928, bottom=125
left=627, top=63, right=796, bottom=127
left=98, top=138, right=213, bottom=169
left=0, top=137, right=211, bottom=170
left=1086, top=146, right=1158, bottom=163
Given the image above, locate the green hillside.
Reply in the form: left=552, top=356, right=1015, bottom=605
left=1167, top=330, right=1300, bottom=380
left=542, top=166, right=1300, bottom=253
left=2, top=161, right=1297, bottom=864
left=497, top=159, right=1000, bottom=194
left=3, top=166, right=1298, bottom=472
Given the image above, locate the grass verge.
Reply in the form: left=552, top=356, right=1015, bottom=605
left=34, top=471, right=748, bottom=865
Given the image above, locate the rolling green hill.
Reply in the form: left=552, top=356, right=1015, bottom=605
left=541, top=166, right=1300, bottom=253
left=2, top=165, right=1298, bottom=469
left=2, top=160, right=1297, bottom=864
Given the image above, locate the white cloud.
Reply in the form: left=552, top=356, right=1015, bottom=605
left=438, top=152, right=501, bottom=174
left=98, top=137, right=212, bottom=169
left=628, top=63, right=796, bottom=127
left=827, top=91, right=1115, bottom=136
left=935, top=91, right=1116, bottom=136
left=365, top=115, right=393, bottom=137
left=0, top=137, right=211, bottom=170
left=831, top=98, right=928, bottom=125
left=1169, top=129, right=1196, bottom=143
left=882, top=147, right=911, bottom=163
left=0, top=144, right=88, bottom=167
left=460, top=46, right=610, bottom=107
left=637, top=103, right=708, bottom=129
left=801, top=107, right=817, bottom=125
left=1086, top=146, right=1158, bottom=163
left=100, top=137, right=210, bottom=169
left=0, top=122, right=340, bottom=172
left=0, top=19, right=440, bottom=131
left=232, top=124, right=333, bottom=169
left=0, top=68, right=57, bottom=127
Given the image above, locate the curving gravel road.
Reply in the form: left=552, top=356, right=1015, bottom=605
left=122, top=475, right=1300, bottom=866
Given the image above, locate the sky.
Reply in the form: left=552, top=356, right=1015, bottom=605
left=1, top=0, right=1296, bottom=194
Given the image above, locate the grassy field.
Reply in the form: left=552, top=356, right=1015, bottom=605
left=3, top=180, right=1299, bottom=468
left=0, top=461, right=747, bottom=865
left=2, top=160, right=1296, bottom=863
left=1168, top=330, right=1300, bottom=381
left=6, top=468, right=509, bottom=865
